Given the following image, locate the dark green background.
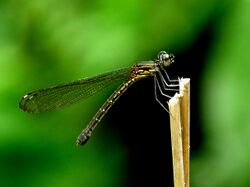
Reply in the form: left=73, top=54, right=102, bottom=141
left=1, top=0, right=250, bottom=186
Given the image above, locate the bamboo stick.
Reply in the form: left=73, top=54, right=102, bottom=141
left=168, top=78, right=190, bottom=187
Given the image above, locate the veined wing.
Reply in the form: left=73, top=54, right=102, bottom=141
left=19, top=67, right=131, bottom=113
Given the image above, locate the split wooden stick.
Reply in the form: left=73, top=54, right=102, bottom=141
left=168, top=78, right=190, bottom=187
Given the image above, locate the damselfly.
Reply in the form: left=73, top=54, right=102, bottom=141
left=19, top=51, right=179, bottom=145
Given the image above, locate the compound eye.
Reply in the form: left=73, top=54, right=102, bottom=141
left=157, top=51, right=169, bottom=61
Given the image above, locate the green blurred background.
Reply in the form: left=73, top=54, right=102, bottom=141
left=1, top=0, right=250, bottom=186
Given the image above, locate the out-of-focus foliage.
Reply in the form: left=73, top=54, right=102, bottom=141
left=0, top=0, right=250, bottom=186
left=194, top=2, right=250, bottom=187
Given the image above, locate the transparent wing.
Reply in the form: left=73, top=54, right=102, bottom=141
left=19, top=68, right=131, bottom=113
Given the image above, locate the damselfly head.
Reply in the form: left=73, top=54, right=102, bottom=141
left=157, top=51, right=175, bottom=67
